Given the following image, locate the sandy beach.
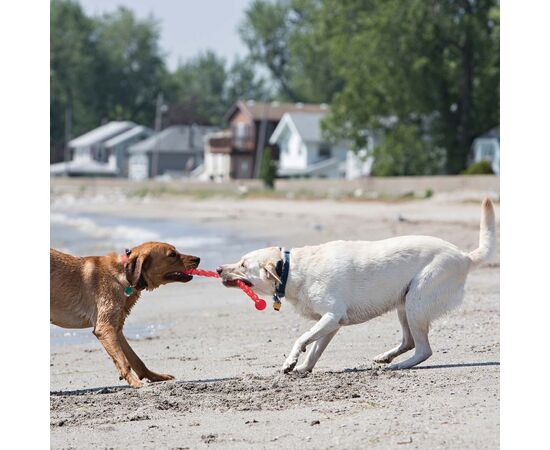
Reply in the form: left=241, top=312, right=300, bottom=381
left=50, top=189, right=499, bottom=449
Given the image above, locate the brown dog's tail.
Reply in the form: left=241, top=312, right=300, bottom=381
left=468, top=198, right=497, bottom=268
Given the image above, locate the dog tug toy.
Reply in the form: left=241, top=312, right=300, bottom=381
left=182, top=268, right=267, bottom=311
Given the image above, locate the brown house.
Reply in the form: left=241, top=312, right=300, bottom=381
left=208, top=100, right=328, bottom=179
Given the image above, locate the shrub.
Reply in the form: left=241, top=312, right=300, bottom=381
left=259, top=147, right=277, bottom=189
left=461, top=160, right=494, bottom=175
left=371, top=124, right=445, bottom=176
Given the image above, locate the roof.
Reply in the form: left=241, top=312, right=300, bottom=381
left=104, top=125, right=152, bottom=148
left=277, top=157, right=343, bottom=177
left=69, top=121, right=136, bottom=148
left=128, top=125, right=218, bottom=154
left=477, top=126, right=500, bottom=141
left=50, top=159, right=118, bottom=176
left=224, top=100, right=329, bottom=123
left=269, top=111, right=328, bottom=144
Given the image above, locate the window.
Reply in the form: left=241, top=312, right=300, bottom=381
left=481, top=143, right=494, bottom=159
left=319, top=144, right=332, bottom=160
left=234, top=123, right=250, bottom=138
left=279, top=130, right=290, bottom=154
left=233, top=123, right=252, bottom=149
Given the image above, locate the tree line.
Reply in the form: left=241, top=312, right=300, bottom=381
left=50, top=0, right=270, bottom=162
left=51, top=0, right=499, bottom=175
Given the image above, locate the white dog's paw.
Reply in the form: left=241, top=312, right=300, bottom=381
left=294, top=363, right=313, bottom=374
left=388, top=362, right=412, bottom=370
left=373, top=353, right=393, bottom=364
left=282, top=358, right=298, bottom=373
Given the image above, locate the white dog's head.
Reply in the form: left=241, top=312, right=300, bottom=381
left=217, top=247, right=282, bottom=295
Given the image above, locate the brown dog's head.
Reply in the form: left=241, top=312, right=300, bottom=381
left=124, top=242, right=200, bottom=291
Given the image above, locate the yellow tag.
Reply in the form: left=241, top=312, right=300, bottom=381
left=273, top=301, right=281, bottom=311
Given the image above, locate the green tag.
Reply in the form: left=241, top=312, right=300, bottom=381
left=124, top=286, right=134, bottom=297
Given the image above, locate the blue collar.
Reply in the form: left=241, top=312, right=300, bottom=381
left=275, top=249, right=291, bottom=298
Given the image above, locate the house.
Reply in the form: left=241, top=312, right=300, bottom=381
left=50, top=121, right=136, bottom=177
left=103, top=125, right=153, bottom=177
left=346, top=148, right=374, bottom=180
left=471, top=126, right=500, bottom=175
left=207, top=100, right=328, bottom=179
left=202, top=130, right=232, bottom=182
left=128, top=125, right=217, bottom=180
left=269, top=110, right=372, bottom=179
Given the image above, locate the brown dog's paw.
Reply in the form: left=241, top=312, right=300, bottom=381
left=126, top=375, right=144, bottom=388
left=146, top=371, right=175, bottom=382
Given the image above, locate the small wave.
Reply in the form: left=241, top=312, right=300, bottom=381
left=51, top=212, right=160, bottom=244
left=51, top=213, right=226, bottom=250
left=166, top=235, right=226, bottom=249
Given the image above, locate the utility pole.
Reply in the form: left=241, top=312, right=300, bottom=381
left=63, top=95, right=73, bottom=162
left=254, top=101, right=269, bottom=178
left=151, top=93, right=165, bottom=178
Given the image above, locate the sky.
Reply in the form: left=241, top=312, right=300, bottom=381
left=79, top=0, right=253, bottom=71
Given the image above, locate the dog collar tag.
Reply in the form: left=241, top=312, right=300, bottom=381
left=124, top=286, right=134, bottom=297
left=272, top=295, right=282, bottom=311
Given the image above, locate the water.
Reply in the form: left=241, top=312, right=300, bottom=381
left=50, top=323, right=171, bottom=346
left=50, top=210, right=263, bottom=346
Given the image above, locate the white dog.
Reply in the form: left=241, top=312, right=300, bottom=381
left=217, top=199, right=496, bottom=372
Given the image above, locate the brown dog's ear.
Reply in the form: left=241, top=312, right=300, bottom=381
left=263, top=263, right=281, bottom=283
left=125, top=253, right=150, bottom=288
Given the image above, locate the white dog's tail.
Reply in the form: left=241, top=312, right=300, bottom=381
left=468, top=198, right=496, bottom=268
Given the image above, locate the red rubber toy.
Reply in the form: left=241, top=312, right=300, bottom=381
left=183, top=268, right=267, bottom=311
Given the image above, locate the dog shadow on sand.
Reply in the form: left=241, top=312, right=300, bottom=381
left=50, top=361, right=499, bottom=397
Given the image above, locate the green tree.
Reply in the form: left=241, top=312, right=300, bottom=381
left=225, top=56, right=271, bottom=106
left=371, top=124, right=445, bottom=176
left=92, top=7, right=166, bottom=126
left=50, top=2, right=167, bottom=161
left=169, top=51, right=228, bottom=125
left=320, top=0, right=500, bottom=174
left=239, top=0, right=342, bottom=103
left=50, top=0, right=99, bottom=161
left=241, top=0, right=499, bottom=175
left=240, top=0, right=298, bottom=101
left=166, top=52, right=271, bottom=126
left=461, top=160, right=494, bottom=175
left=259, top=147, right=277, bottom=188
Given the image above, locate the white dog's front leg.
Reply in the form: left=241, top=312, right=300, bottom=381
left=295, top=328, right=339, bottom=373
left=282, top=313, right=341, bottom=373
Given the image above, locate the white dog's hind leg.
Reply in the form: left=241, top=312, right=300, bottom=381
left=389, top=295, right=433, bottom=370
left=282, top=313, right=341, bottom=373
left=389, top=259, right=468, bottom=370
left=295, top=329, right=339, bottom=373
left=389, top=319, right=432, bottom=369
left=373, top=307, right=414, bottom=364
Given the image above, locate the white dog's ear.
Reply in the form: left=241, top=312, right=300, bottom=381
left=263, top=263, right=281, bottom=283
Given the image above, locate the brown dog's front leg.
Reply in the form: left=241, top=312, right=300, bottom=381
left=93, top=324, right=142, bottom=388
left=118, top=331, right=174, bottom=382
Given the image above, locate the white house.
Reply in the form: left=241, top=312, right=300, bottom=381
left=346, top=148, right=374, bottom=180
left=269, top=111, right=371, bottom=179
left=202, top=129, right=232, bottom=182
left=471, top=126, right=500, bottom=175
left=268, top=112, right=347, bottom=178
left=50, top=121, right=136, bottom=177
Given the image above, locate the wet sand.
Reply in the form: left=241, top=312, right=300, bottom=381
left=50, top=192, right=499, bottom=449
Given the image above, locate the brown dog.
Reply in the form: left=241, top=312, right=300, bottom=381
left=50, top=242, right=200, bottom=388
